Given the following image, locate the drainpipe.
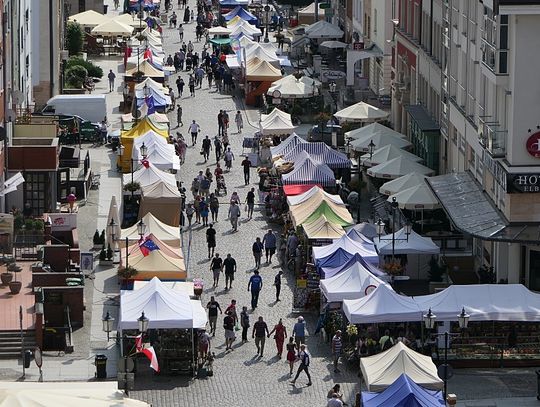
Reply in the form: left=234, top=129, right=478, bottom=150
left=49, top=0, right=54, bottom=98
left=429, top=0, right=433, bottom=55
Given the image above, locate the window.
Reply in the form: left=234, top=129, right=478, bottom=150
left=78, top=0, right=86, bottom=12
left=413, top=3, right=420, bottom=40
left=374, top=9, right=377, bottom=35
left=23, top=172, right=50, bottom=216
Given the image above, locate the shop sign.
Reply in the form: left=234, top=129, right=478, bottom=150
left=526, top=131, right=540, bottom=158
left=47, top=213, right=77, bottom=231
left=353, top=42, right=364, bottom=50
left=507, top=173, right=540, bottom=193
left=0, top=214, right=13, bottom=235
left=322, top=70, right=346, bottom=81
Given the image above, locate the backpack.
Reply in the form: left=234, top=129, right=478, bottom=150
left=382, top=337, right=393, bottom=351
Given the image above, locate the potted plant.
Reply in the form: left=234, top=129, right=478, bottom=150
left=92, top=230, right=101, bottom=250
left=99, top=230, right=106, bottom=246
left=106, top=244, right=114, bottom=262
left=7, top=262, right=22, bottom=294
left=99, top=246, right=113, bottom=266
left=118, top=265, right=138, bottom=280
left=14, top=215, right=24, bottom=233
left=123, top=181, right=141, bottom=193
left=32, top=219, right=44, bottom=233
left=0, top=268, right=12, bottom=285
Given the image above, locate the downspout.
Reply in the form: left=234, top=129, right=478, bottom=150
left=49, top=0, right=54, bottom=98
left=429, top=0, right=433, bottom=55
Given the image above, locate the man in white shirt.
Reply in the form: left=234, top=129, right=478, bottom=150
left=189, top=120, right=200, bottom=146
left=327, top=394, right=343, bottom=407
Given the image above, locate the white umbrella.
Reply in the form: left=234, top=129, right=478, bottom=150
left=267, top=75, right=319, bottom=99
left=346, top=122, right=405, bottom=140
left=380, top=172, right=428, bottom=196
left=106, top=196, right=122, bottom=250
left=360, top=144, right=423, bottom=167
left=68, top=10, right=110, bottom=28
left=350, top=132, right=412, bottom=153
left=91, top=19, right=134, bottom=36
left=320, top=40, right=348, bottom=49
left=335, top=102, right=389, bottom=123
left=387, top=184, right=440, bottom=210
left=367, top=157, right=435, bottom=180
left=208, top=26, right=232, bottom=35
left=305, top=20, right=344, bottom=39
left=114, top=13, right=148, bottom=28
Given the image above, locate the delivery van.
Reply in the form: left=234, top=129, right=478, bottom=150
left=41, top=95, right=107, bottom=123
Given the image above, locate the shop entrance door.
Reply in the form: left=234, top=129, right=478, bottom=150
left=528, top=249, right=540, bottom=291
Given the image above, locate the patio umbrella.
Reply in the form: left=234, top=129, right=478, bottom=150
left=346, top=122, right=404, bottom=140
left=267, top=75, right=319, bottom=99
left=349, top=132, right=412, bottom=153
left=68, top=10, right=110, bottom=28
left=335, top=102, right=389, bottom=123
left=106, top=196, right=122, bottom=250
left=379, top=172, right=428, bottom=196
left=387, top=184, right=440, bottom=210
left=91, top=19, right=134, bottom=36
left=367, top=157, right=435, bottom=180
left=305, top=20, right=344, bottom=39
left=360, top=144, right=423, bottom=167
left=320, top=40, right=348, bottom=49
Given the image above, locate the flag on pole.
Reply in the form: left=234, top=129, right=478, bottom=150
left=139, top=237, right=160, bottom=257
left=135, top=333, right=143, bottom=352
left=143, top=48, right=152, bottom=62
left=134, top=334, right=159, bottom=372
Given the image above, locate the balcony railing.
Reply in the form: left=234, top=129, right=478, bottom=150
left=481, top=39, right=508, bottom=75
left=479, top=118, right=507, bottom=158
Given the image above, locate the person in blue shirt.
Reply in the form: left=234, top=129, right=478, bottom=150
left=247, top=270, right=263, bottom=309
left=292, top=316, right=306, bottom=349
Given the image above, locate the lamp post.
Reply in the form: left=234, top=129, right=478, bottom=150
left=140, top=142, right=148, bottom=159
left=264, top=5, right=271, bottom=43
left=368, top=139, right=376, bottom=161
left=138, top=311, right=149, bottom=333
left=137, top=218, right=147, bottom=239
left=102, top=310, right=115, bottom=341
left=423, top=307, right=470, bottom=401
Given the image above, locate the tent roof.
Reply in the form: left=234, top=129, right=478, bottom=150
left=361, top=144, right=423, bottom=167
left=313, top=234, right=379, bottom=265
left=120, top=277, right=205, bottom=330
left=380, top=172, right=428, bottom=196
left=316, top=247, right=354, bottom=270
left=122, top=162, right=177, bottom=188
left=373, top=228, right=440, bottom=255
left=335, top=102, right=389, bottom=123
left=261, top=107, right=292, bottom=123
left=121, top=117, right=168, bottom=139
left=320, top=259, right=387, bottom=302
left=132, top=130, right=169, bottom=149
left=362, top=374, right=444, bottom=407
left=290, top=192, right=345, bottom=220
left=130, top=234, right=183, bottom=259
left=282, top=142, right=351, bottom=169
left=68, top=10, right=110, bottom=27
left=259, top=113, right=296, bottom=136
left=245, top=57, right=282, bottom=81
left=367, top=157, right=435, bottom=179
left=388, top=183, right=440, bottom=210
left=360, top=341, right=444, bottom=392
left=346, top=222, right=378, bottom=240
left=229, top=21, right=262, bottom=36
left=142, top=181, right=181, bottom=199
left=91, top=19, right=134, bottom=36
left=126, top=60, right=164, bottom=78
left=283, top=153, right=336, bottom=188
left=305, top=20, right=344, bottom=39
left=287, top=186, right=343, bottom=206
left=267, top=75, right=318, bottom=99
left=133, top=143, right=180, bottom=170
left=246, top=46, right=280, bottom=63
left=283, top=184, right=320, bottom=196
left=223, top=6, right=258, bottom=21
left=0, top=382, right=149, bottom=407
left=302, top=215, right=345, bottom=240
left=208, top=26, right=232, bottom=35
left=114, top=13, right=148, bottom=27
left=320, top=253, right=385, bottom=280
left=135, top=77, right=167, bottom=92
left=122, top=213, right=180, bottom=244
left=346, top=226, right=376, bottom=244
left=270, top=133, right=307, bottom=159
left=123, top=245, right=186, bottom=280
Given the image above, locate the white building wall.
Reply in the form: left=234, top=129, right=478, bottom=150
left=368, top=0, right=392, bottom=96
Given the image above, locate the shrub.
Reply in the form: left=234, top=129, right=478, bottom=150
left=66, top=57, right=103, bottom=78
left=66, top=22, right=84, bottom=56
left=106, top=244, right=113, bottom=261
left=99, top=247, right=107, bottom=261
left=99, top=230, right=106, bottom=245
left=65, top=65, right=88, bottom=88
left=93, top=230, right=101, bottom=245
left=118, top=266, right=138, bottom=280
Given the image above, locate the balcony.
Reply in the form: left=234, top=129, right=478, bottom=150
left=479, top=119, right=507, bottom=158
left=481, top=39, right=508, bottom=83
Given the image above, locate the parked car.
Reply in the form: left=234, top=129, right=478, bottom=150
left=307, top=124, right=344, bottom=146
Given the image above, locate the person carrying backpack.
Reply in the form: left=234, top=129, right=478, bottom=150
left=379, top=329, right=394, bottom=351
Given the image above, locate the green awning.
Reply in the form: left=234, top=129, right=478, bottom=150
left=209, top=38, right=231, bottom=45
left=302, top=201, right=353, bottom=227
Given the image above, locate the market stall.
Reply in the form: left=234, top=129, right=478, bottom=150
left=320, top=253, right=386, bottom=279
left=132, top=143, right=180, bottom=172
left=289, top=190, right=345, bottom=219
left=305, top=20, right=344, bottom=39
left=139, top=181, right=182, bottom=226
left=292, top=200, right=353, bottom=227
left=282, top=184, right=319, bottom=196
left=302, top=215, right=345, bottom=240
left=91, top=20, right=134, bottom=37
left=313, top=234, right=379, bottom=265
left=122, top=161, right=177, bottom=188
left=68, top=10, right=110, bottom=29
left=281, top=153, right=336, bottom=188
left=345, top=226, right=376, bottom=244
left=125, top=60, right=165, bottom=81
left=122, top=213, right=181, bottom=246
left=269, top=133, right=308, bottom=160
left=121, top=243, right=186, bottom=280
left=245, top=57, right=282, bottom=106
left=373, top=228, right=440, bottom=255
left=223, top=6, right=258, bottom=24
left=287, top=185, right=343, bottom=206
left=119, top=277, right=206, bottom=375
left=267, top=74, right=320, bottom=100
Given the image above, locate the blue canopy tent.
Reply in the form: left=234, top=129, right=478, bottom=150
left=219, top=0, right=249, bottom=13
left=136, top=93, right=168, bottom=110
left=316, top=247, right=354, bottom=270
left=362, top=374, right=445, bottom=407
left=223, top=6, right=258, bottom=24
left=128, top=0, right=156, bottom=11
left=321, top=253, right=385, bottom=279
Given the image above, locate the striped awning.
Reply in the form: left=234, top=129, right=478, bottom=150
left=283, top=142, right=351, bottom=169
left=270, top=133, right=307, bottom=159
left=282, top=152, right=335, bottom=186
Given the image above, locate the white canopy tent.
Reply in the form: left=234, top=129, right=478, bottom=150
left=320, top=261, right=388, bottom=302
left=379, top=172, right=428, bottom=196
left=267, top=75, right=319, bottom=99
left=260, top=113, right=296, bottom=136
left=360, top=341, right=444, bottom=392
left=135, top=77, right=168, bottom=93
left=119, top=277, right=207, bottom=330
left=367, top=157, right=435, bottom=179
left=373, top=228, right=440, bottom=255
left=68, top=10, right=110, bottom=28
left=302, top=215, right=345, bottom=240
left=313, top=234, right=379, bottom=264
left=360, top=144, right=423, bottom=167
left=287, top=186, right=343, bottom=206
left=114, top=13, right=148, bottom=27
left=208, top=26, right=232, bottom=35
left=132, top=130, right=169, bottom=149
left=335, top=102, right=389, bottom=123
left=122, top=162, right=177, bottom=188
left=245, top=44, right=280, bottom=62
left=346, top=222, right=378, bottom=240
left=91, top=19, right=134, bottom=36
left=230, top=22, right=262, bottom=37
left=346, top=122, right=404, bottom=140
left=346, top=227, right=375, bottom=244
left=133, top=143, right=180, bottom=171
left=305, top=20, right=344, bottom=39
left=388, top=184, right=440, bottom=210
left=121, top=213, right=180, bottom=246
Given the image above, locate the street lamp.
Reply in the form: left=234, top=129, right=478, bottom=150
left=138, top=311, right=149, bottom=333
left=423, top=307, right=470, bottom=401
left=140, top=142, right=148, bottom=158
left=102, top=311, right=115, bottom=341
left=136, top=219, right=147, bottom=239
left=368, top=139, right=376, bottom=161
left=264, top=5, right=271, bottom=43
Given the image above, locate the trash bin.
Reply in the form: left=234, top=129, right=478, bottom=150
left=536, top=370, right=540, bottom=400
left=103, top=5, right=108, bottom=14
left=95, top=354, right=107, bottom=379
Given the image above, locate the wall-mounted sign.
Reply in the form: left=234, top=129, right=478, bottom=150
left=507, top=173, right=540, bottom=193
left=526, top=131, right=540, bottom=158
left=353, top=42, right=364, bottom=50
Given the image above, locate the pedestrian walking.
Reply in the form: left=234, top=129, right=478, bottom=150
left=214, top=136, right=222, bottom=162
left=198, top=328, right=211, bottom=361
left=331, top=329, right=343, bottom=373
left=235, top=110, right=243, bottom=133
left=222, top=133, right=229, bottom=151
left=189, top=120, right=200, bottom=145
left=217, top=110, right=224, bottom=136
left=186, top=203, right=195, bottom=227
left=246, top=187, right=255, bottom=219
left=223, top=253, right=236, bottom=290
left=223, top=310, right=236, bottom=351
left=252, top=316, right=269, bottom=357
left=252, top=237, right=263, bottom=269
left=290, top=344, right=312, bottom=386
left=225, top=299, right=238, bottom=327
left=241, top=156, right=252, bottom=185
left=206, top=296, right=222, bottom=336
left=200, top=198, right=210, bottom=225
left=177, top=76, right=185, bottom=96
left=168, top=87, right=176, bottom=111
left=183, top=6, right=190, bottom=23
left=274, top=270, right=282, bottom=302
left=240, top=306, right=250, bottom=343
left=262, top=229, right=277, bottom=263
left=107, top=69, right=116, bottom=92
left=100, top=119, right=108, bottom=144
left=202, top=135, right=212, bottom=162
left=178, top=24, right=184, bottom=40
left=210, top=253, right=223, bottom=288
left=268, top=318, right=287, bottom=358
left=209, top=193, right=219, bottom=222
left=247, top=269, right=263, bottom=309
left=176, top=105, right=183, bottom=127
left=286, top=337, right=296, bottom=376
left=189, top=75, right=196, bottom=96
left=292, top=316, right=306, bottom=348
left=206, top=223, right=216, bottom=258
left=230, top=191, right=240, bottom=205
left=224, top=147, right=234, bottom=171
left=228, top=201, right=240, bottom=232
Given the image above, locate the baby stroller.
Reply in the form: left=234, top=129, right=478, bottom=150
left=215, top=175, right=227, bottom=196
left=185, top=57, right=192, bottom=71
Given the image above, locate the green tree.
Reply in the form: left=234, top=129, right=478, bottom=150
left=66, top=22, right=84, bottom=56
left=65, top=65, right=88, bottom=88
left=66, top=57, right=103, bottom=78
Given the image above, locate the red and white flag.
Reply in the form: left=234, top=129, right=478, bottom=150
left=134, top=334, right=160, bottom=372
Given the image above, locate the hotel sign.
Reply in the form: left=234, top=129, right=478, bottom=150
left=526, top=131, right=540, bottom=158
left=507, top=174, right=540, bottom=193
